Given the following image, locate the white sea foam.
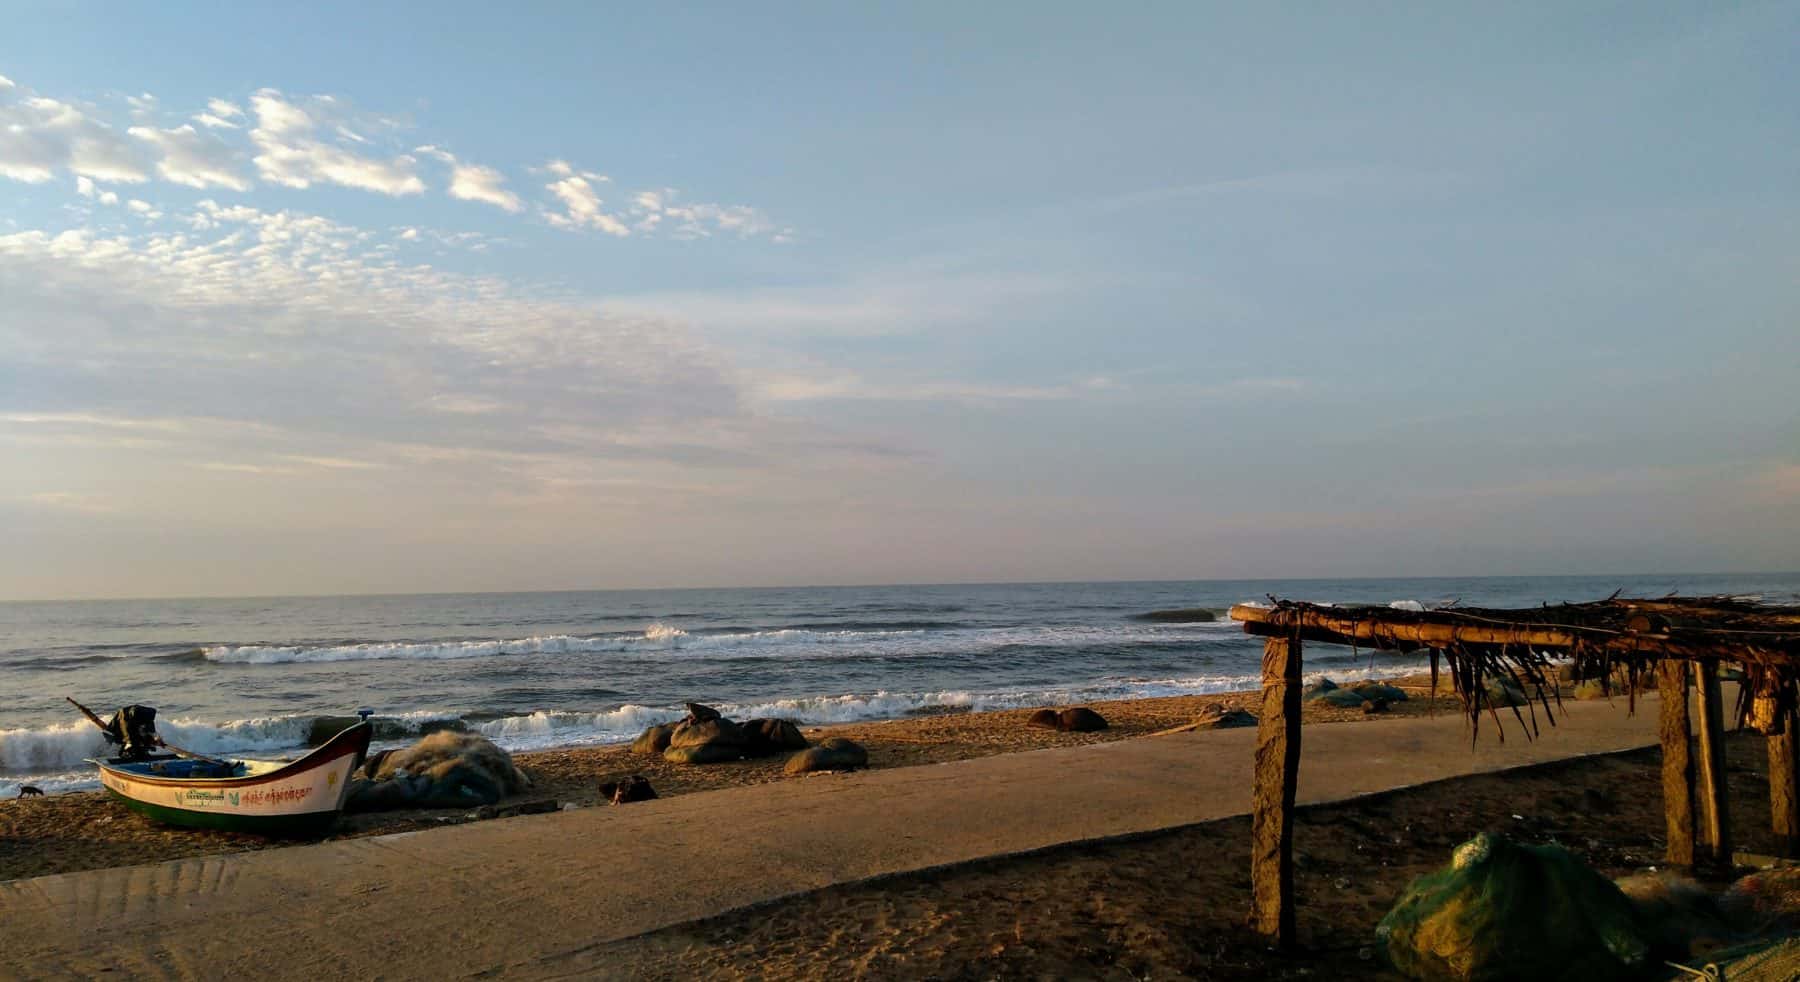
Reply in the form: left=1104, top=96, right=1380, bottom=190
left=198, top=624, right=934, bottom=664
left=0, top=721, right=111, bottom=773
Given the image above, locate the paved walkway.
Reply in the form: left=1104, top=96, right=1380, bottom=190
left=0, top=696, right=1662, bottom=980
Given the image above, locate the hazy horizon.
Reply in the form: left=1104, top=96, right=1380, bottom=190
left=7, top=567, right=1798, bottom=606
left=3, top=4, right=1796, bottom=602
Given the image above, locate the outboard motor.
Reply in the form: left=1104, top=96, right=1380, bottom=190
left=103, top=705, right=161, bottom=760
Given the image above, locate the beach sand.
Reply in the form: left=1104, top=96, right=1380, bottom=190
left=0, top=674, right=1456, bottom=881
left=1, top=678, right=1779, bottom=981
left=598, top=733, right=1781, bottom=980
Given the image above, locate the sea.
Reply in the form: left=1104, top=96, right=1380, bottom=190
left=4, top=573, right=1796, bottom=796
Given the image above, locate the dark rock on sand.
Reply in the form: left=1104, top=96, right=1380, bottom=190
left=1361, top=698, right=1390, bottom=714
left=684, top=702, right=723, bottom=723
left=661, top=716, right=750, bottom=765
left=1057, top=708, right=1108, bottom=732
left=1303, top=679, right=1408, bottom=709
left=631, top=722, right=679, bottom=755
left=1025, top=707, right=1109, bottom=732
left=598, top=774, right=657, bottom=804
left=664, top=743, right=745, bottom=765
left=1193, top=705, right=1256, bottom=729
left=1302, top=678, right=1339, bottom=701
left=784, top=737, right=868, bottom=775
left=669, top=717, right=748, bottom=750
left=1348, top=681, right=1408, bottom=703
left=306, top=714, right=467, bottom=747
left=741, top=718, right=808, bottom=757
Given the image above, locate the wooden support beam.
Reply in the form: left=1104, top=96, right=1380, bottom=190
left=1251, top=636, right=1302, bottom=947
left=1771, top=694, right=1799, bottom=858
left=1230, top=603, right=1800, bottom=665
left=1658, top=660, right=1696, bottom=867
left=1694, top=659, right=1732, bottom=865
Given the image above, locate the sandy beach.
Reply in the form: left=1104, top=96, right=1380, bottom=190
left=0, top=672, right=1455, bottom=881
left=5, top=681, right=1777, bottom=982
left=598, top=731, right=1781, bottom=981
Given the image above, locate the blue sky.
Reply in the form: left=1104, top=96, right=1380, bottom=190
left=1, top=2, right=1796, bottom=599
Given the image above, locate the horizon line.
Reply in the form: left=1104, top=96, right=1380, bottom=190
left=4, top=569, right=1795, bottom=606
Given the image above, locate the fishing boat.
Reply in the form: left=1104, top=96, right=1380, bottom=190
left=72, top=698, right=373, bottom=836
left=90, top=721, right=372, bottom=836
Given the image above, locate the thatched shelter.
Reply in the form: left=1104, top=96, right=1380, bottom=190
left=1229, top=595, right=1800, bottom=947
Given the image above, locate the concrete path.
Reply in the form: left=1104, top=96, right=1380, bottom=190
left=0, top=696, right=1662, bottom=980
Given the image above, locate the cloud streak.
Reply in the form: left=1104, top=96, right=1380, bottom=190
left=0, top=73, right=791, bottom=242
left=247, top=89, right=425, bottom=195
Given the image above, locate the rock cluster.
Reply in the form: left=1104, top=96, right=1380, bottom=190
left=1303, top=678, right=1412, bottom=710
left=631, top=703, right=855, bottom=775
left=1026, top=707, right=1110, bottom=732
left=784, top=737, right=869, bottom=775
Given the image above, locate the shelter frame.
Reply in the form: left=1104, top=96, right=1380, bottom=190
left=1230, top=596, right=1800, bottom=949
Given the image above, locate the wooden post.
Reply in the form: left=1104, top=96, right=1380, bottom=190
left=1771, top=693, right=1799, bottom=858
left=1658, top=660, right=1696, bottom=867
left=1251, top=636, right=1302, bottom=946
left=1694, top=659, right=1732, bottom=865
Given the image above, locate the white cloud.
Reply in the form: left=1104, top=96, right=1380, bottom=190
left=0, top=78, right=148, bottom=184
left=417, top=146, right=522, bottom=212
left=128, top=123, right=251, bottom=190
left=74, top=175, right=121, bottom=206
left=543, top=170, right=629, bottom=236
left=539, top=164, right=791, bottom=242
left=194, top=97, right=244, bottom=129
left=248, top=89, right=425, bottom=195
left=125, top=198, right=163, bottom=219
left=0, top=208, right=749, bottom=473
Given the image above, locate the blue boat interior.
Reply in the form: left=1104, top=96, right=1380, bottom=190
left=112, top=757, right=246, bottom=779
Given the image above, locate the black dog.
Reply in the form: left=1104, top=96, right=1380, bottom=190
left=598, top=775, right=656, bottom=805
left=18, top=786, right=44, bottom=798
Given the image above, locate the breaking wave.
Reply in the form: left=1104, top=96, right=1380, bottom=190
left=196, top=620, right=1238, bottom=666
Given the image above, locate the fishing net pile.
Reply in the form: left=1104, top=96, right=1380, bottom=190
left=344, top=731, right=531, bottom=811
left=1378, top=836, right=1800, bottom=981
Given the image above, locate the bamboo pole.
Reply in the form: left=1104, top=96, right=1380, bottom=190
left=1694, top=660, right=1731, bottom=865
left=1250, top=636, right=1302, bottom=947
left=1771, top=692, right=1799, bottom=858
left=1658, top=661, right=1696, bottom=867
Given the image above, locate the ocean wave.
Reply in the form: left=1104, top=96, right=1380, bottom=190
left=0, top=715, right=307, bottom=773
left=0, top=710, right=463, bottom=774
left=194, top=621, right=1231, bottom=666
left=0, top=654, right=1434, bottom=791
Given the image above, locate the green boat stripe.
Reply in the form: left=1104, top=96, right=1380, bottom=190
left=106, top=789, right=342, bottom=837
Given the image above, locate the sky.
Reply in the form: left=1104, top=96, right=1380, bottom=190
left=1, top=3, right=1796, bottom=601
